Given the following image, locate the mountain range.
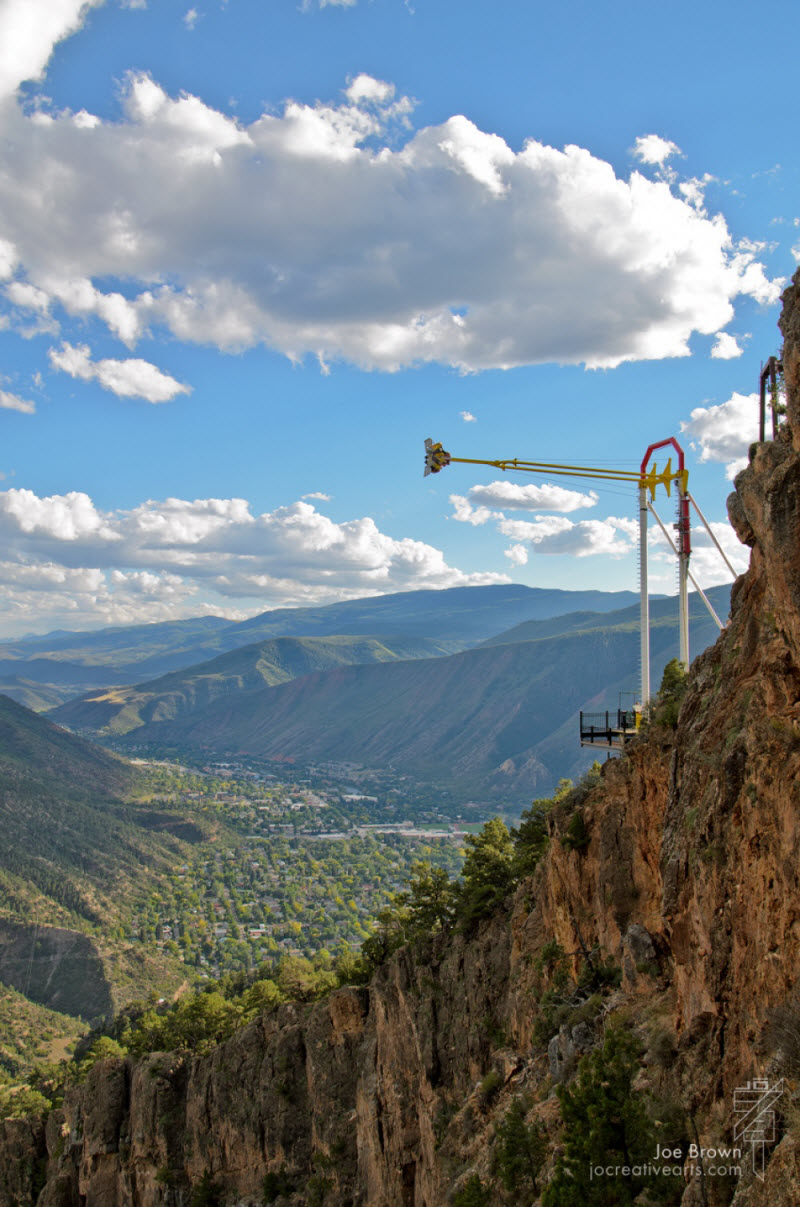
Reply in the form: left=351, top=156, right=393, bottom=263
left=50, top=583, right=732, bottom=801
left=0, top=584, right=646, bottom=710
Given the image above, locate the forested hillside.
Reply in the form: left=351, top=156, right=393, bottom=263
left=101, top=587, right=728, bottom=801
left=0, top=697, right=200, bottom=1023
left=49, top=633, right=458, bottom=735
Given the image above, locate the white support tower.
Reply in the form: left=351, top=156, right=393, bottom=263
left=426, top=434, right=696, bottom=715
left=639, top=482, right=650, bottom=708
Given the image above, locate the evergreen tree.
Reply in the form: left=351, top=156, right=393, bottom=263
left=457, top=818, right=515, bottom=927
left=452, top=1173, right=492, bottom=1206
left=494, top=1097, right=547, bottom=1200
left=542, top=1025, right=657, bottom=1207
left=392, top=861, right=457, bottom=939
left=510, top=802, right=549, bottom=878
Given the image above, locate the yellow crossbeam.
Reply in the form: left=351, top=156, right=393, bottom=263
left=446, top=456, right=683, bottom=498
left=449, top=456, right=639, bottom=482
left=423, top=440, right=687, bottom=498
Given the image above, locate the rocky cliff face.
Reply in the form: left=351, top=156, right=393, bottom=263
left=4, top=272, right=800, bottom=1207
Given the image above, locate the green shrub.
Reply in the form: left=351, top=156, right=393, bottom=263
left=542, top=1024, right=681, bottom=1206
left=532, top=990, right=572, bottom=1046
left=566, top=993, right=604, bottom=1028
left=653, top=658, right=688, bottom=728
left=561, top=810, right=590, bottom=852
left=305, top=1172, right=333, bottom=1206
left=75, top=1035, right=127, bottom=1081
left=576, top=955, right=621, bottom=993
left=493, top=1097, right=547, bottom=1197
left=478, top=1067, right=503, bottom=1107
left=275, top=956, right=336, bottom=1003
left=0, top=1085, right=52, bottom=1121
left=334, top=948, right=375, bottom=987
left=534, top=940, right=569, bottom=984
left=262, top=1167, right=296, bottom=1203
left=452, top=1173, right=492, bottom=1206
left=191, top=1170, right=223, bottom=1207
left=123, top=990, right=240, bottom=1056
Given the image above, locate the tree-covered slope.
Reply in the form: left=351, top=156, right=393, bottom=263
left=0, top=697, right=196, bottom=1017
left=119, top=590, right=725, bottom=800
left=49, top=633, right=460, bottom=735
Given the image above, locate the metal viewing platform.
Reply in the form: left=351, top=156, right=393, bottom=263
left=579, top=709, right=640, bottom=749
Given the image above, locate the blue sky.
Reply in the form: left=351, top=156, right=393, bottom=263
left=0, top=0, right=797, bottom=637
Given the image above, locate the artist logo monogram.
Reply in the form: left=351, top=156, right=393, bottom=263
left=732, top=1078, right=784, bottom=1181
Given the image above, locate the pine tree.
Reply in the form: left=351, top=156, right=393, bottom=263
left=542, top=1025, right=657, bottom=1207
left=510, top=802, right=549, bottom=878
left=393, top=861, right=457, bottom=938
left=452, top=1173, right=492, bottom=1206
left=494, top=1097, right=547, bottom=1200
left=457, top=818, right=515, bottom=926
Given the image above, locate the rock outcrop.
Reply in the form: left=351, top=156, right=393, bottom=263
left=0, top=921, right=113, bottom=1022
left=4, top=269, right=800, bottom=1206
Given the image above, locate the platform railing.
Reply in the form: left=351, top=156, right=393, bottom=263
left=579, top=709, right=637, bottom=747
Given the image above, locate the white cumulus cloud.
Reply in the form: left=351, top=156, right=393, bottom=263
left=449, top=493, right=502, bottom=527
left=467, top=480, right=598, bottom=513
left=498, top=514, right=632, bottom=558
left=0, top=0, right=107, bottom=101
left=48, top=342, right=191, bottom=402
left=687, top=521, right=749, bottom=586
left=504, top=543, right=528, bottom=566
left=0, top=389, right=35, bottom=413
left=450, top=481, right=630, bottom=562
left=0, top=238, right=17, bottom=278
left=681, top=391, right=761, bottom=479
left=0, top=487, right=119, bottom=541
left=0, top=487, right=508, bottom=633
left=0, top=73, right=781, bottom=377
left=710, top=332, right=743, bottom=359
left=633, top=134, right=680, bottom=166
left=6, top=281, right=51, bottom=313
left=345, top=74, right=395, bottom=105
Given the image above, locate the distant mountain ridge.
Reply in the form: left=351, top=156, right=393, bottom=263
left=96, top=586, right=731, bottom=802
left=0, top=584, right=647, bottom=710
left=50, top=633, right=460, bottom=735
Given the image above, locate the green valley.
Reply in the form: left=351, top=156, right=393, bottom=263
left=49, top=633, right=459, bottom=735
left=78, top=586, right=730, bottom=803
left=0, top=698, right=471, bottom=1082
